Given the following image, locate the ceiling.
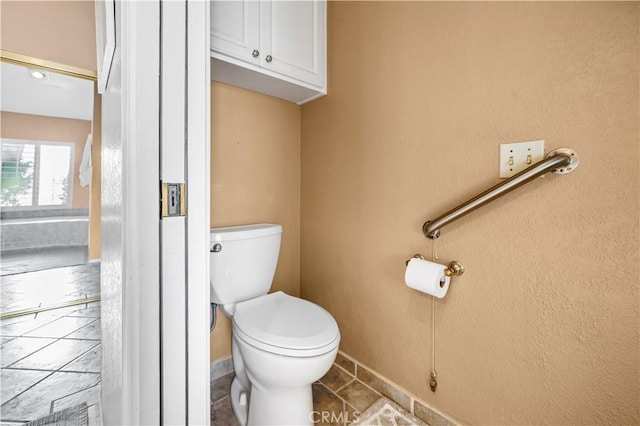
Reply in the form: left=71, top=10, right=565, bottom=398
left=1, top=61, right=94, bottom=121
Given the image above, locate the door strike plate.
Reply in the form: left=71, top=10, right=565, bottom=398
left=161, top=182, right=186, bottom=217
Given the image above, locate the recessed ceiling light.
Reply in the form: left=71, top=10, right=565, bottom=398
left=29, top=70, right=46, bottom=79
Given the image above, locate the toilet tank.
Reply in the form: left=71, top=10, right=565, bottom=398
left=210, top=224, right=282, bottom=305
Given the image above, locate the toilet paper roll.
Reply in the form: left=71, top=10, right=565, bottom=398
left=404, top=258, right=450, bottom=298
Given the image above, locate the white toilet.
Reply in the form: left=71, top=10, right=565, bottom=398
left=210, top=223, right=340, bottom=426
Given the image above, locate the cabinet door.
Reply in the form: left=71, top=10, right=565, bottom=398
left=210, top=0, right=260, bottom=66
left=260, top=0, right=325, bottom=88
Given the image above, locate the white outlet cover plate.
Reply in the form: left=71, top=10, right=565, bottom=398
left=499, top=140, right=545, bottom=178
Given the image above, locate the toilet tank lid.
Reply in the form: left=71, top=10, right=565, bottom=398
left=210, top=223, right=282, bottom=242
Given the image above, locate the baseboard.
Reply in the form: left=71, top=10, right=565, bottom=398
left=336, top=350, right=459, bottom=426
left=210, top=356, right=233, bottom=381
left=88, top=258, right=101, bottom=264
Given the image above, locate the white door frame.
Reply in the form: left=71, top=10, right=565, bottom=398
left=160, top=1, right=211, bottom=424
left=185, top=1, right=212, bottom=422
left=99, top=1, right=210, bottom=424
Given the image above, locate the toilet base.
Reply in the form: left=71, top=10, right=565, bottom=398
left=229, top=375, right=313, bottom=426
left=229, top=377, right=249, bottom=425
left=247, top=380, right=313, bottom=426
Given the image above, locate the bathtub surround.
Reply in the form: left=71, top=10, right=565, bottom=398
left=0, top=247, right=88, bottom=277
left=0, top=216, right=88, bottom=252
left=0, top=209, right=88, bottom=220
left=0, top=209, right=89, bottom=272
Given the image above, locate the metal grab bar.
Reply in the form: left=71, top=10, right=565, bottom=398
left=423, top=148, right=580, bottom=239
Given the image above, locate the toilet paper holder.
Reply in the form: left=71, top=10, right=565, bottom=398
left=405, top=254, right=465, bottom=277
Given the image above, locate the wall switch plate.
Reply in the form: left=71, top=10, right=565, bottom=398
left=499, top=140, right=545, bottom=178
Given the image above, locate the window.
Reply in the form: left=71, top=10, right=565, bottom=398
left=1, top=139, right=74, bottom=208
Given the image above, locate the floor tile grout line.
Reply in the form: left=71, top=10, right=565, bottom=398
left=0, top=417, right=30, bottom=424
left=212, top=395, right=230, bottom=406
left=347, top=362, right=394, bottom=405
left=6, top=339, right=100, bottom=372
left=2, top=366, right=78, bottom=372
left=49, top=381, right=102, bottom=409
left=58, top=367, right=102, bottom=375
left=2, top=342, right=101, bottom=416
left=315, top=380, right=362, bottom=416
left=0, top=369, right=56, bottom=408
left=350, top=377, right=384, bottom=403
left=51, top=340, right=101, bottom=373
left=60, top=318, right=101, bottom=339
left=4, top=336, right=62, bottom=369
left=20, top=317, right=100, bottom=340
left=331, top=377, right=355, bottom=394
left=332, top=362, right=355, bottom=378
left=0, top=313, right=65, bottom=337
left=1, top=366, right=101, bottom=374
left=0, top=258, right=102, bottom=424
left=57, top=337, right=101, bottom=342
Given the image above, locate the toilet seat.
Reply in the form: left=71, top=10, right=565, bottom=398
left=232, top=291, right=340, bottom=357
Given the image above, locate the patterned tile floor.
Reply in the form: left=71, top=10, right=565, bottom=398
left=211, top=363, right=383, bottom=426
left=1, top=257, right=101, bottom=425
left=0, top=302, right=101, bottom=424
left=1, top=263, right=99, bottom=314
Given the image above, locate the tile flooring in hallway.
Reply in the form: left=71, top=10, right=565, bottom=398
left=1, top=257, right=102, bottom=424
left=1, top=304, right=101, bottom=423
left=1, top=263, right=100, bottom=315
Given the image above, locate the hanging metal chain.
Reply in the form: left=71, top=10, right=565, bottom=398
left=430, top=239, right=438, bottom=392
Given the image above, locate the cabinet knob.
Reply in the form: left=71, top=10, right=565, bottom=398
left=251, top=49, right=260, bottom=58
left=265, top=55, right=273, bottom=63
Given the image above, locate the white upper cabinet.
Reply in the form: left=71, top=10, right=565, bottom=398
left=210, top=1, right=260, bottom=66
left=210, top=0, right=326, bottom=105
left=260, top=0, right=324, bottom=88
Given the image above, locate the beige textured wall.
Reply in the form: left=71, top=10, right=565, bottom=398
left=210, top=82, right=301, bottom=361
left=301, top=2, right=639, bottom=425
left=1, top=112, right=91, bottom=209
left=0, top=0, right=96, bottom=71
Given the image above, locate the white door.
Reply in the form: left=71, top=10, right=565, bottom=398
left=99, top=1, right=210, bottom=424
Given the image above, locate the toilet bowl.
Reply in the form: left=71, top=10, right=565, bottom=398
left=210, top=224, right=340, bottom=425
left=229, top=292, right=339, bottom=425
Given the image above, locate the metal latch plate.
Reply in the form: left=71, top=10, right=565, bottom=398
left=161, top=183, right=186, bottom=217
